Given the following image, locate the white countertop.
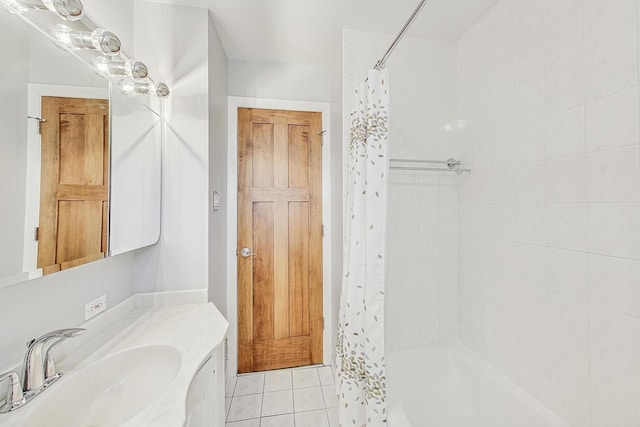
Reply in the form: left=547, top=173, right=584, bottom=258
left=0, top=298, right=228, bottom=427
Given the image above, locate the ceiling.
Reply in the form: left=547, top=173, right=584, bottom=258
left=203, top=0, right=500, bottom=66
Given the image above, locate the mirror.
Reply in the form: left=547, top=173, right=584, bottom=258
left=0, top=6, right=161, bottom=288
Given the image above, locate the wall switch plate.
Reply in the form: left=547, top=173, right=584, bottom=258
left=85, top=294, right=107, bottom=320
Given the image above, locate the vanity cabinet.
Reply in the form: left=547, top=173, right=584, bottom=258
left=184, top=345, right=225, bottom=427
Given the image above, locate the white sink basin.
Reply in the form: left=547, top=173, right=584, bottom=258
left=24, top=345, right=181, bottom=427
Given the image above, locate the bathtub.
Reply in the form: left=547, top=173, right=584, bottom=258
left=387, top=342, right=569, bottom=427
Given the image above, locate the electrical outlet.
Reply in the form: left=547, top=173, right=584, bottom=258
left=85, top=294, right=107, bottom=320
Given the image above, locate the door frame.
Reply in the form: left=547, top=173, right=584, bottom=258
left=227, top=96, right=332, bottom=376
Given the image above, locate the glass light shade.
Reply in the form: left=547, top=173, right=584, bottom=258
left=95, top=57, right=148, bottom=79
left=42, top=0, right=83, bottom=20
left=51, top=25, right=121, bottom=56
left=1, top=0, right=83, bottom=20
left=118, top=79, right=170, bottom=98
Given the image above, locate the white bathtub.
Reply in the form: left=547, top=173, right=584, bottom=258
left=387, top=342, right=569, bottom=427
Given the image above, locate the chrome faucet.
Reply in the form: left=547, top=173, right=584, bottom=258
left=0, top=328, right=84, bottom=413
left=22, top=328, right=85, bottom=393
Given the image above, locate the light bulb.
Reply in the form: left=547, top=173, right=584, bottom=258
left=50, top=25, right=121, bottom=56
left=0, top=0, right=83, bottom=20
left=95, top=57, right=148, bottom=79
left=118, top=79, right=170, bottom=98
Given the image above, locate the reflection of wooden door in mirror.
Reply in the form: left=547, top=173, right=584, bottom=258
left=37, top=96, right=109, bottom=275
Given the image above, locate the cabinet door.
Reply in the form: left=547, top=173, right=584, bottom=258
left=185, top=356, right=215, bottom=427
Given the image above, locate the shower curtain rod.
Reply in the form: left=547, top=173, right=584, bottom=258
left=372, top=0, right=430, bottom=71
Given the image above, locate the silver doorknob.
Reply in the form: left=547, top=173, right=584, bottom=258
left=240, top=247, right=256, bottom=258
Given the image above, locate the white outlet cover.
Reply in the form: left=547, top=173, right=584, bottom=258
left=85, top=294, right=107, bottom=320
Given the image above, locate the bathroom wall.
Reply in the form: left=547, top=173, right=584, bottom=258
left=343, top=29, right=460, bottom=351
left=208, top=16, right=229, bottom=315
left=131, top=2, right=216, bottom=295
left=0, top=254, right=135, bottom=370
left=457, top=1, right=640, bottom=425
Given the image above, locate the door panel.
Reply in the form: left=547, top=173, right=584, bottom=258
left=38, top=96, right=109, bottom=273
left=238, top=108, right=323, bottom=373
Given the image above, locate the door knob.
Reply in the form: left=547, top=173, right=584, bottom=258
left=240, top=247, right=256, bottom=258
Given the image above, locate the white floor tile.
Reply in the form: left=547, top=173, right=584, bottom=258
left=261, top=389, right=294, bottom=417
left=225, top=419, right=260, bottom=427
left=293, top=368, right=320, bottom=388
left=295, top=409, right=330, bottom=427
left=260, top=413, right=295, bottom=427
left=226, top=376, right=237, bottom=397
left=227, top=394, right=263, bottom=422
left=235, top=373, right=265, bottom=396
left=225, top=397, right=232, bottom=419
left=321, top=385, right=338, bottom=408
left=264, top=370, right=293, bottom=392
left=326, top=408, right=338, bottom=427
left=293, top=386, right=325, bottom=412
left=318, top=366, right=334, bottom=385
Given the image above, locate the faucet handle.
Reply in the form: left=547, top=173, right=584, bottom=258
left=41, top=328, right=86, bottom=383
left=0, top=371, right=25, bottom=413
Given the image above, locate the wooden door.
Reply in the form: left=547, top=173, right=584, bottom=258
left=37, top=96, right=109, bottom=275
left=237, top=108, right=323, bottom=373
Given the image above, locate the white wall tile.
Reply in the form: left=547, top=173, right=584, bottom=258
left=544, top=55, right=584, bottom=114
left=516, top=78, right=546, bottom=124
left=587, top=146, right=640, bottom=202
left=548, top=204, right=588, bottom=251
left=456, top=0, right=640, bottom=424
left=585, top=87, right=638, bottom=152
left=585, top=31, right=638, bottom=101
left=590, top=356, right=640, bottom=427
left=584, top=0, right=637, bottom=50
left=546, top=155, right=587, bottom=203
left=544, top=5, right=584, bottom=72
left=588, top=203, right=640, bottom=259
left=546, top=105, right=586, bottom=159
left=550, top=292, right=589, bottom=351
left=589, top=254, right=640, bottom=318
left=513, top=204, right=548, bottom=245
left=515, top=120, right=547, bottom=164
left=590, top=305, right=640, bottom=375
left=548, top=248, right=588, bottom=301
left=515, top=161, right=547, bottom=203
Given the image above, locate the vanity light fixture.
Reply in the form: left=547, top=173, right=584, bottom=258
left=0, top=0, right=83, bottom=21
left=95, top=57, right=149, bottom=79
left=117, top=78, right=170, bottom=98
left=50, top=25, right=121, bottom=55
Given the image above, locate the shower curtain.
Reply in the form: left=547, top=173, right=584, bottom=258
left=336, top=68, right=389, bottom=427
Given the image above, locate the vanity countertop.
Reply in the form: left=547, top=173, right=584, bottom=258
left=0, top=300, right=228, bottom=427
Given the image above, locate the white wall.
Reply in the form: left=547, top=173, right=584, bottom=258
left=132, top=2, right=211, bottom=293
left=208, top=15, right=229, bottom=315
left=0, top=254, right=134, bottom=370
left=343, top=29, right=460, bottom=351
left=457, top=1, right=640, bottom=425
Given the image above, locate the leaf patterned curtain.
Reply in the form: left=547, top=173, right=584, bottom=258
left=336, top=68, right=389, bottom=427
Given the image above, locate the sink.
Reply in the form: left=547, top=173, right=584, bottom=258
left=23, top=345, right=181, bottom=427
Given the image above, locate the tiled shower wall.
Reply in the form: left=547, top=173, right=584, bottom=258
left=343, top=30, right=460, bottom=351
left=457, top=0, right=640, bottom=425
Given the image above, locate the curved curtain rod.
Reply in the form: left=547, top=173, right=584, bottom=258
left=372, top=0, right=430, bottom=71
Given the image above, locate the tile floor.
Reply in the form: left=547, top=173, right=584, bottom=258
left=225, top=365, right=338, bottom=427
